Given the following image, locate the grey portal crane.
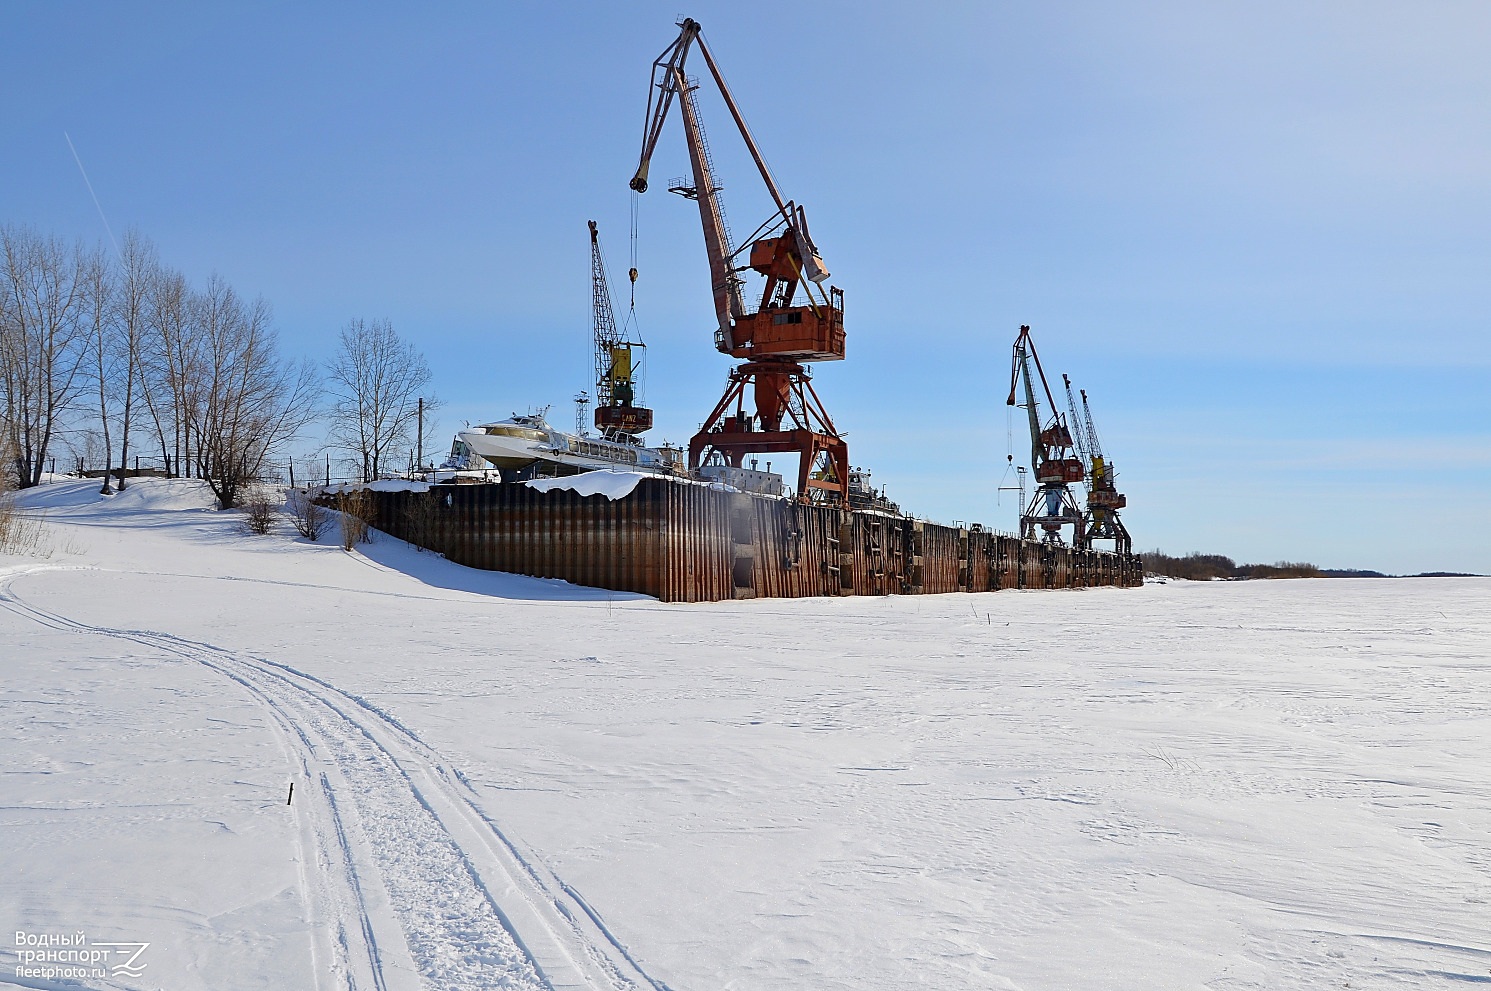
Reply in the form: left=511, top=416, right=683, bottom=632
left=1006, top=326, right=1085, bottom=545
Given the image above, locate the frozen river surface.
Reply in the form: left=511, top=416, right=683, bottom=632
left=2, top=480, right=1487, bottom=990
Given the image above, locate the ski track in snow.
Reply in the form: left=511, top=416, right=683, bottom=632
left=0, top=567, right=671, bottom=991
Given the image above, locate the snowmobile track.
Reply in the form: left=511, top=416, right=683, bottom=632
left=0, top=570, right=673, bottom=991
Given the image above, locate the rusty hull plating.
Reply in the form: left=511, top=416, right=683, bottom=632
left=352, top=480, right=1143, bottom=603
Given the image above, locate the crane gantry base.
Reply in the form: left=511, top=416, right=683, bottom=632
left=689, top=359, right=849, bottom=508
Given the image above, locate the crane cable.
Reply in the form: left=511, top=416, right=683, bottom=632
left=997, top=404, right=1016, bottom=505
left=1007, top=402, right=1014, bottom=463
left=620, top=192, right=644, bottom=340
left=628, top=192, right=640, bottom=312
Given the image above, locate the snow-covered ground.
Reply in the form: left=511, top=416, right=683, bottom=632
left=1, top=479, right=1487, bottom=991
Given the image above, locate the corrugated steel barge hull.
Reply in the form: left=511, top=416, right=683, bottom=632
left=353, top=480, right=1143, bottom=602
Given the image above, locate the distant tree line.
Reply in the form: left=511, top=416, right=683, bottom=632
left=1, top=223, right=436, bottom=507
left=1142, top=553, right=1481, bottom=579
left=1140, top=550, right=1324, bottom=580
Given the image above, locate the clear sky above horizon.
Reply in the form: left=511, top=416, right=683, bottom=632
left=5, top=1, right=1487, bottom=574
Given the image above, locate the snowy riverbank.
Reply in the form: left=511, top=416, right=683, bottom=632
left=2, top=479, right=1487, bottom=990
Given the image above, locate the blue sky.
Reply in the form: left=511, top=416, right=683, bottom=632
left=4, top=2, right=1487, bottom=574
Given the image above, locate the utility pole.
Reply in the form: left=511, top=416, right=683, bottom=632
left=416, top=398, right=424, bottom=470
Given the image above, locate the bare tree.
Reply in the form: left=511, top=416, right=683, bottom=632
left=0, top=226, right=91, bottom=487
left=327, top=318, right=435, bottom=482
left=140, top=267, right=197, bottom=477
left=1, top=236, right=26, bottom=487
left=193, top=276, right=319, bottom=508
left=108, top=231, right=157, bottom=490
left=0, top=432, right=13, bottom=487
left=76, top=231, right=160, bottom=495
left=79, top=245, right=117, bottom=493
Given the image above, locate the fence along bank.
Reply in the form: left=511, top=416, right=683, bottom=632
left=340, top=478, right=1142, bottom=603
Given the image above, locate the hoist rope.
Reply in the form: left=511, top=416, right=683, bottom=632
left=1006, top=403, right=1014, bottom=461
left=621, top=193, right=644, bottom=342
left=997, top=405, right=1017, bottom=506
left=628, top=191, right=640, bottom=311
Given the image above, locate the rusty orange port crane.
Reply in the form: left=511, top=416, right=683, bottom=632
left=1007, top=326, right=1086, bottom=544
left=630, top=17, right=850, bottom=506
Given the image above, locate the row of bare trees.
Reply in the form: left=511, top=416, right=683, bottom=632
left=1, top=225, right=318, bottom=507
left=1, top=227, right=89, bottom=489
left=1, top=224, right=440, bottom=506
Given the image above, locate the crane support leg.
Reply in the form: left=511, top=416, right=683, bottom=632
left=689, top=359, right=849, bottom=508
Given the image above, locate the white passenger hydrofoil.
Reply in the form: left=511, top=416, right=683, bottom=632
left=446, top=411, right=681, bottom=480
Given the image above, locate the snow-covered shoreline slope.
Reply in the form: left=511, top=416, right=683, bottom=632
left=2, top=479, right=1487, bottom=990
